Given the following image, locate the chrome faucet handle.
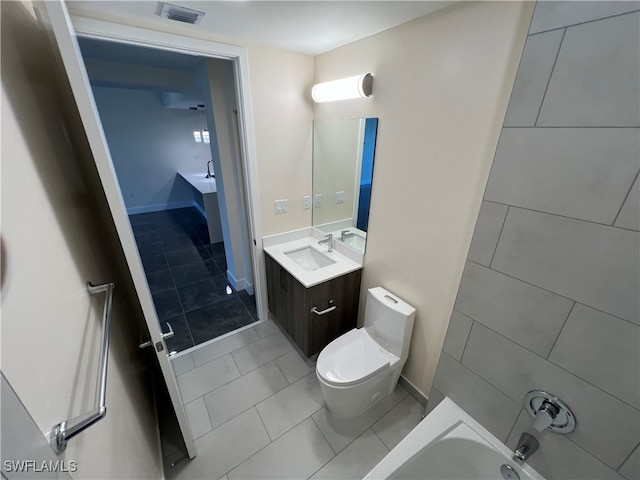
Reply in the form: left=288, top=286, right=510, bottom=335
left=512, top=432, right=539, bottom=465
left=340, top=229, right=355, bottom=241
left=533, top=401, right=559, bottom=432
left=318, top=234, right=334, bottom=252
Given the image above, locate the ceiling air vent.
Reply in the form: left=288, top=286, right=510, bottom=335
left=159, top=3, right=205, bottom=25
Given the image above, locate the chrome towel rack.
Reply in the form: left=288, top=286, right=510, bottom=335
left=51, top=282, right=114, bottom=454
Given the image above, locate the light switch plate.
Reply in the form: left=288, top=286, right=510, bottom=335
left=314, top=194, right=323, bottom=208
left=335, top=191, right=345, bottom=204
left=303, top=195, right=311, bottom=210
left=275, top=199, right=288, bottom=214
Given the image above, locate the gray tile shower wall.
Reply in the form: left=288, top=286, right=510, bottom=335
left=431, top=2, right=640, bottom=479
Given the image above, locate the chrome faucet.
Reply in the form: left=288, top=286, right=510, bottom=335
left=512, top=433, right=539, bottom=465
left=340, top=230, right=355, bottom=241
left=318, top=233, right=334, bottom=252
left=206, top=160, right=215, bottom=178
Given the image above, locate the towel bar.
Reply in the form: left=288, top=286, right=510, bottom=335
left=50, top=282, right=114, bottom=454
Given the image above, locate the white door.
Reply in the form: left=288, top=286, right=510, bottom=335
left=37, top=1, right=197, bottom=459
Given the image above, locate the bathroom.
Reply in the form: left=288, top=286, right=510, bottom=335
left=1, top=1, right=638, bottom=480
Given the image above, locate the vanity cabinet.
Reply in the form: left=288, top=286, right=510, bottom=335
left=265, top=253, right=362, bottom=357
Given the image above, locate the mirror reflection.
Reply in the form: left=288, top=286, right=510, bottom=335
left=312, top=118, right=378, bottom=253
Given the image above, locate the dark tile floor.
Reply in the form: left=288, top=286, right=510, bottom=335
left=129, top=207, right=258, bottom=353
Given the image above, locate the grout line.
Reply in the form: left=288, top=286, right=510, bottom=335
left=483, top=201, right=640, bottom=232
left=459, top=317, right=474, bottom=362
left=370, top=424, right=391, bottom=451
left=504, top=407, right=524, bottom=444
left=546, top=301, right=576, bottom=360
left=502, top=125, right=640, bottom=129
left=616, top=442, right=640, bottom=472
left=527, top=9, right=640, bottom=37
left=478, top=259, right=640, bottom=329
left=489, top=205, right=510, bottom=268
left=272, top=356, right=292, bottom=385
left=612, top=169, right=639, bottom=227
left=464, top=321, right=640, bottom=412
left=533, top=27, right=566, bottom=127
left=442, top=350, right=534, bottom=412
left=468, top=258, right=577, bottom=305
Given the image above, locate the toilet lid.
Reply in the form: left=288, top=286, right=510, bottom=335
left=317, top=328, right=398, bottom=387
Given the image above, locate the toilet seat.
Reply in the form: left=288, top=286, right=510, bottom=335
left=317, top=328, right=399, bottom=387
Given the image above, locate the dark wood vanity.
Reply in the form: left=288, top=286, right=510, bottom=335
left=265, top=253, right=361, bottom=357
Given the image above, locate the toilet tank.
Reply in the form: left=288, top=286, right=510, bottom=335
left=363, top=287, right=416, bottom=360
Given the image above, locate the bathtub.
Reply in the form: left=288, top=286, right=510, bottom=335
left=365, top=397, right=544, bottom=480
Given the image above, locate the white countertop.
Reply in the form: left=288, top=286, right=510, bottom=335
left=263, top=229, right=362, bottom=288
left=178, top=169, right=218, bottom=195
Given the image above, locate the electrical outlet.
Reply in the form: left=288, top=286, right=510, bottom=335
left=275, top=199, right=288, bottom=214
left=335, top=191, right=345, bottom=204
left=314, top=194, right=323, bottom=208
left=303, top=196, right=311, bottom=210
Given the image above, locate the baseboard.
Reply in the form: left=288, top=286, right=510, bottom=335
left=398, top=374, right=428, bottom=407
left=192, top=202, right=207, bottom=219
left=226, top=269, right=246, bottom=292
left=127, top=200, right=197, bottom=216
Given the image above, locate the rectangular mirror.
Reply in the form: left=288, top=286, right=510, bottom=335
left=312, top=118, right=378, bottom=253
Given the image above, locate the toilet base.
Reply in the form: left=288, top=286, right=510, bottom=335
left=317, top=368, right=400, bottom=420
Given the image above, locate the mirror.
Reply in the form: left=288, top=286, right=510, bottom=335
left=312, top=118, right=378, bottom=253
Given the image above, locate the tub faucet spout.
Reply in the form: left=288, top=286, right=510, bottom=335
left=513, top=433, right=539, bottom=465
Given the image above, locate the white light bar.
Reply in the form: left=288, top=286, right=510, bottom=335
left=311, top=73, right=373, bottom=103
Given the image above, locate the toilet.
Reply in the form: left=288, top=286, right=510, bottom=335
left=316, top=287, right=416, bottom=420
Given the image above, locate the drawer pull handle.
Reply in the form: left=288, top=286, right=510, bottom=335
left=311, top=305, right=336, bottom=315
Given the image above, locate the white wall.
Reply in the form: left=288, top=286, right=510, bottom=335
left=1, top=2, right=163, bottom=478
left=313, top=1, right=534, bottom=396
left=92, top=85, right=213, bottom=213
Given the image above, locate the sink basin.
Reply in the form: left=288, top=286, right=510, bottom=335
left=284, top=246, right=336, bottom=271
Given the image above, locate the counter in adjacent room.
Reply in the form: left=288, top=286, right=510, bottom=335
left=178, top=169, right=223, bottom=243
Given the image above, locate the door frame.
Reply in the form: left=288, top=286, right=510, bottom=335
left=42, top=6, right=268, bottom=461
left=70, top=15, right=267, bottom=327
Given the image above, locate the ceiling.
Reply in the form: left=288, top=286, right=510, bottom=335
left=67, top=1, right=455, bottom=56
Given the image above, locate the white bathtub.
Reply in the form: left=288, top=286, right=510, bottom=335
left=365, top=397, right=544, bottom=480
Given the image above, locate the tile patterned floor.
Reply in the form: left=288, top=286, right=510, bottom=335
left=167, top=321, right=424, bottom=480
left=129, top=208, right=258, bottom=353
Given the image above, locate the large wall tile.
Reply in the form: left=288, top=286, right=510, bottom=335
left=537, top=12, right=640, bottom=126
left=462, top=323, right=640, bottom=468
left=455, top=261, right=573, bottom=357
left=467, top=201, right=508, bottom=266
left=615, top=175, right=640, bottom=231
left=493, top=208, right=640, bottom=324
left=433, top=353, right=521, bottom=442
left=503, top=29, right=564, bottom=126
left=441, top=309, right=473, bottom=361
left=549, top=304, right=640, bottom=408
left=485, top=128, right=640, bottom=224
left=530, top=1, right=640, bottom=34
left=619, top=444, right=640, bottom=480
left=506, top=410, right=623, bottom=480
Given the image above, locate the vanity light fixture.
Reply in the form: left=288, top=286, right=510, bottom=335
left=193, top=129, right=202, bottom=143
left=202, top=129, right=210, bottom=144
left=311, top=73, right=373, bottom=103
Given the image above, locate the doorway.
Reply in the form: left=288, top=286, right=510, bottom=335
left=77, top=37, right=260, bottom=355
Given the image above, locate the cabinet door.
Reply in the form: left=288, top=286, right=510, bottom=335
left=308, top=270, right=362, bottom=356
left=265, top=254, right=285, bottom=322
